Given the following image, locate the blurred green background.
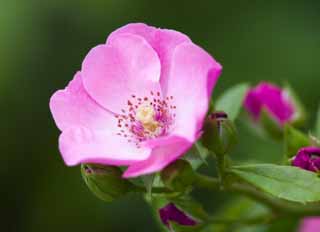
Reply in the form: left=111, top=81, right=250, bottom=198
left=2, top=0, right=320, bottom=231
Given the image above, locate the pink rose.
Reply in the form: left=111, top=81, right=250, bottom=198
left=49, top=23, right=222, bottom=178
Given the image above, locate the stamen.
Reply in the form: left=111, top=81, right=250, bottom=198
left=114, top=91, right=176, bottom=147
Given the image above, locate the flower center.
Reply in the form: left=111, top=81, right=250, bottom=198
left=115, top=91, right=176, bottom=147
left=136, top=104, right=159, bottom=132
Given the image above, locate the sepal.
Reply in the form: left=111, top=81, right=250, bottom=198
left=81, top=164, right=134, bottom=202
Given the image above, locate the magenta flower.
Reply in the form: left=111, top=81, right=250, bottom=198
left=299, top=217, right=320, bottom=232
left=49, top=23, right=222, bottom=178
left=244, top=82, right=295, bottom=125
left=292, top=147, right=320, bottom=172
left=159, top=203, right=198, bottom=228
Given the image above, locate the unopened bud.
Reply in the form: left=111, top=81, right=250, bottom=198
left=161, top=160, right=195, bottom=192
left=159, top=203, right=198, bottom=229
left=202, top=112, right=238, bottom=156
left=292, top=147, right=320, bottom=172
left=244, top=82, right=306, bottom=139
left=81, top=164, right=133, bottom=202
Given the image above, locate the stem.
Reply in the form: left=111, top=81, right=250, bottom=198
left=194, top=173, right=320, bottom=217
left=228, top=183, right=320, bottom=216
left=207, top=214, right=273, bottom=226
left=217, top=155, right=226, bottom=186
left=194, top=174, right=220, bottom=190
left=134, top=186, right=174, bottom=194
left=189, top=214, right=274, bottom=231
left=228, top=183, right=285, bottom=212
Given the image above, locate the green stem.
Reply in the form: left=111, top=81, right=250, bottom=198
left=188, top=214, right=274, bottom=231
left=207, top=214, right=274, bottom=226
left=229, top=183, right=320, bottom=216
left=194, top=173, right=320, bottom=216
left=194, top=174, right=220, bottom=190
left=134, top=186, right=174, bottom=194
left=217, top=155, right=226, bottom=185
left=228, top=183, right=285, bottom=212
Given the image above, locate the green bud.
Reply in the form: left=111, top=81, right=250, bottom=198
left=202, top=111, right=238, bottom=156
left=81, top=164, right=134, bottom=202
left=161, top=160, right=195, bottom=192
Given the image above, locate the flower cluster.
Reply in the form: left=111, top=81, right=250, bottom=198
left=49, top=22, right=320, bottom=232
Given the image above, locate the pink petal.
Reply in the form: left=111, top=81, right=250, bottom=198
left=123, top=136, right=192, bottom=178
left=107, top=23, right=191, bottom=95
left=299, top=217, right=320, bottom=232
left=82, top=33, right=161, bottom=114
left=166, top=42, right=222, bottom=141
left=107, top=23, right=157, bottom=45
left=49, top=72, right=117, bottom=132
left=59, top=126, right=151, bottom=166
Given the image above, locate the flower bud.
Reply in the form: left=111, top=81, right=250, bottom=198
left=81, top=164, right=133, bottom=202
left=159, top=203, right=198, bottom=229
left=244, top=82, right=305, bottom=128
left=202, top=112, right=238, bottom=156
left=292, top=147, right=320, bottom=172
left=161, top=160, right=195, bottom=192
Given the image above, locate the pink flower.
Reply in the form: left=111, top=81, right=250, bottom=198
left=299, top=217, right=320, bottom=232
left=49, top=23, right=222, bottom=178
left=244, top=82, right=296, bottom=125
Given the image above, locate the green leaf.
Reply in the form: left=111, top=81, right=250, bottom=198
left=230, top=164, right=320, bottom=203
left=215, top=83, right=250, bottom=121
left=184, top=141, right=209, bottom=170
left=284, top=124, right=310, bottom=158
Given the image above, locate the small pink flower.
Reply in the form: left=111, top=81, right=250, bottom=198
left=49, top=23, right=222, bottom=178
left=244, top=82, right=295, bottom=125
left=299, top=217, right=320, bottom=232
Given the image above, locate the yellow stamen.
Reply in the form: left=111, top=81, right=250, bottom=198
left=136, top=105, right=159, bottom=132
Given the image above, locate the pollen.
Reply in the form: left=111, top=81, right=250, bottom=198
left=136, top=105, right=156, bottom=125
left=115, top=91, right=176, bottom=147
